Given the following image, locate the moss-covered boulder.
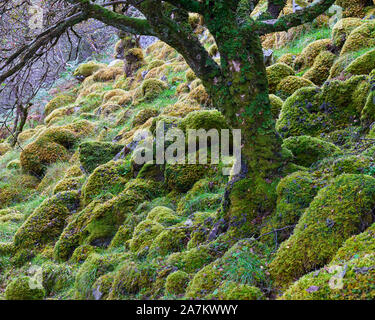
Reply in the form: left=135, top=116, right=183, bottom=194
left=269, top=94, right=284, bottom=118
left=146, top=206, right=181, bottom=226
left=141, top=78, right=168, bottom=101
left=341, top=21, right=375, bottom=55
left=44, top=94, right=76, bottom=116
left=178, top=110, right=228, bottom=132
left=79, top=141, right=123, bottom=174
left=276, top=75, right=372, bottom=138
left=73, top=61, right=106, bottom=79
left=336, top=0, right=372, bottom=18
left=282, top=135, right=341, bottom=167
left=5, top=276, right=46, bottom=300
left=54, top=179, right=163, bottom=261
left=276, top=76, right=315, bottom=99
left=82, top=160, right=131, bottom=205
left=269, top=174, right=375, bottom=288
left=165, top=271, right=190, bottom=296
left=13, top=191, right=80, bottom=255
left=303, top=51, right=336, bottom=86
left=294, top=39, right=332, bottom=70
left=345, top=48, right=375, bottom=75
left=209, top=281, right=265, bottom=300
left=266, top=63, right=295, bottom=94
left=260, top=171, right=318, bottom=246
left=332, top=18, right=364, bottom=48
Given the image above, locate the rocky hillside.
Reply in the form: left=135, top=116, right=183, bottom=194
left=1, top=0, right=375, bottom=300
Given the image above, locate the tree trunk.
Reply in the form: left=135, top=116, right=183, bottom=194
left=205, top=31, right=285, bottom=240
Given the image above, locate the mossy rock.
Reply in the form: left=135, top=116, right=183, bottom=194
left=110, top=261, right=156, bottom=298
left=129, top=219, right=164, bottom=256
left=276, top=76, right=315, bottom=99
left=185, top=239, right=271, bottom=298
left=276, top=75, right=372, bottom=138
left=266, top=63, right=295, bottom=94
left=165, top=271, right=190, bottom=296
left=294, top=39, right=332, bottom=70
left=303, top=51, right=336, bottom=86
left=54, top=179, right=163, bottom=261
left=5, top=276, right=46, bottom=300
left=336, top=0, right=372, bottom=18
left=282, top=135, right=341, bottom=167
left=341, top=21, right=375, bottom=56
left=13, top=191, right=80, bottom=256
left=0, top=142, right=11, bottom=156
left=141, top=78, right=168, bottom=101
left=82, top=159, right=131, bottom=205
left=178, top=110, right=228, bottom=132
left=73, top=61, right=106, bottom=78
left=79, top=141, right=123, bottom=174
left=44, top=94, right=76, bottom=116
left=332, top=18, right=364, bottom=48
left=269, top=94, right=284, bottom=118
left=41, top=261, right=75, bottom=296
left=345, top=48, right=375, bottom=75
left=146, top=206, right=181, bottom=226
left=133, top=108, right=159, bottom=127
left=92, top=67, right=123, bottom=82
left=277, top=53, right=299, bottom=68
left=260, top=171, right=318, bottom=246
left=269, top=174, right=375, bottom=288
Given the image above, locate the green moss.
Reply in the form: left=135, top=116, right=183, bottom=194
left=345, top=48, right=375, bottom=75
left=294, top=39, right=332, bottom=70
left=82, top=159, right=131, bottom=205
left=276, top=76, right=372, bottom=138
left=44, top=94, right=76, bottom=116
left=282, top=135, right=341, bottom=167
left=341, top=21, right=375, bottom=55
left=209, top=281, right=265, bottom=300
left=79, top=141, right=123, bottom=174
left=332, top=18, right=364, bottom=48
left=186, top=239, right=271, bottom=299
left=140, top=78, right=168, bottom=101
left=73, top=61, right=106, bottom=78
left=269, top=94, right=284, bottom=118
left=5, top=276, right=45, bottom=300
left=41, top=261, right=75, bottom=296
left=260, top=171, right=318, bottom=246
left=132, top=108, right=159, bottom=127
left=129, top=219, right=164, bottom=256
left=146, top=206, right=181, bottom=226
left=276, top=76, right=315, bottom=100
left=303, top=51, right=336, bottom=86
left=178, top=110, right=228, bottom=132
left=269, top=174, right=375, bottom=288
left=70, top=244, right=96, bottom=264
left=165, top=271, right=189, bottom=296
left=13, top=191, right=80, bottom=258
left=266, top=63, right=295, bottom=94
left=53, top=176, right=84, bottom=194
left=6, top=159, right=21, bottom=170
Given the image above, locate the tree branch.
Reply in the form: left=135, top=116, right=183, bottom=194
left=163, top=0, right=202, bottom=13
left=253, top=0, right=335, bottom=35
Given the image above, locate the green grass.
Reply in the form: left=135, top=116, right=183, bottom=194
left=274, top=26, right=332, bottom=60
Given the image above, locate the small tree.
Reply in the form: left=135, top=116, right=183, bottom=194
left=0, top=0, right=336, bottom=238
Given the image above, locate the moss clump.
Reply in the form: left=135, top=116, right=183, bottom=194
left=165, top=271, right=189, bottom=296
left=44, top=94, right=76, bottom=116
left=129, top=219, right=164, bottom=256
left=276, top=76, right=315, bottom=99
left=110, top=261, right=156, bottom=298
left=336, top=0, right=371, bottom=18
left=70, top=244, right=96, bottom=264
left=73, top=61, right=106, bottom=78
left=133, top=108, right=159, bottom=127
left=141, top=78, right=168, bottom=101
left=53, top=176, right=84, bottom=194
left=162, top=101, right=201, bottom=118
left=5, top=276, right=46, bottom=300
left=268, top=94, right=283, bottom=119
left=266, top=63, right=295, bottom=94
left=332, top=18, right=364, bottom=48
left=282, top=135, right=341, bottom=167
left=13, top=191, right=80, bottom=255
left=54, top=179, right=163, bottom=261
left=303, top=51, right=336, bottom=86
left=92, top=67, right=123, bottom=82
left=210, top=281, right=265, bottom=300
left=294, top=39, right=332, bottom=70
left=79, top=141, right=123, bottom=174
left=178, top=110, right=228, bottom=132
left=276, top=76, right=371, bottom=138
left=0, top=142, right=11, bottom=156
left=148, top=59, right=165, bottom=70
left=277, top=53, right=299, bottom=68
left=329, top=53, right=359, bottom=79
left=82, top=160, right=131, bottom=205
left=146, top=206, right=180, bottom=226
left=269, top=174, right=375, bottom=288
left=345, top=48, right=375, bottom=75
left=341, top=21, right=375, bottom=55
left=186, top=239, right=271, bottom=298
left=166, top=246, right=213, bottom=273
left=6, top=159, right=21, bottom=170
left=148, top=227, right=190, bottom=258
left=188, top=85, right=211, bottom=106
left=260, top=171, right=318, bottom=246
left=41, top=261, right=75, bottom=296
